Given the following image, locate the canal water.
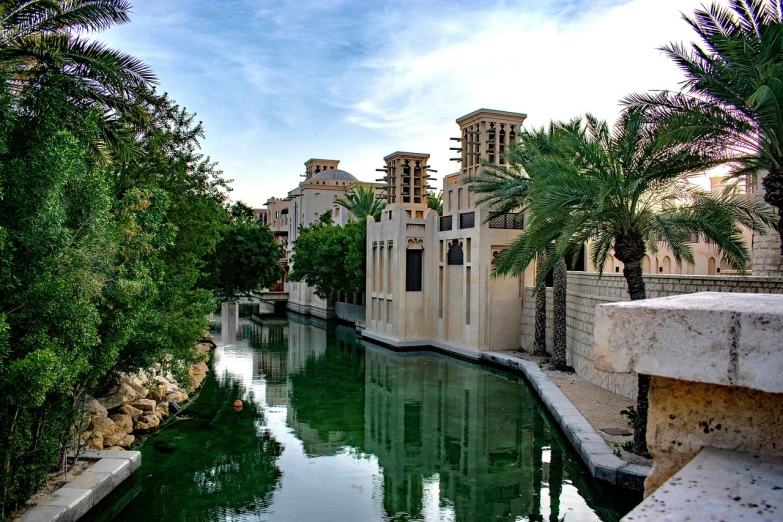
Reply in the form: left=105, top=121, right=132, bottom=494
left=84, top=306, right=639, bottom=522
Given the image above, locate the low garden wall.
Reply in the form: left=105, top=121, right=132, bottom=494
left=522, top=272, right=783, bottom=399
left=335, top=301, right=366, bottom=325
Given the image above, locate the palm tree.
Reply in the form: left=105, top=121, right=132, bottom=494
left=625, top=0, right=783, bottom=254
left=467, top=128, right=570, bottom=369
left=0, top=1, right=157, bottom=160
left=335, top=186, right=385, bottom=222
left=426, top=190, right=443, bottom=215
left=494, top=110, right=775, bottom=455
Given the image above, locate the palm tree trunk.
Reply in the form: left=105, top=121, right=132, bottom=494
left=533, top=252, right=547, bottom=356
left=549, top=258, right=568, bottom=371
left=620, top=256, right=651, bottom=457
left=761, top=170, right=783, bottom=253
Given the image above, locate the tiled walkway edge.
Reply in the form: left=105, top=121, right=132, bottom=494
left=17, top=450, right=140, bottom=522
left=481, top=351, right=649, bottom=491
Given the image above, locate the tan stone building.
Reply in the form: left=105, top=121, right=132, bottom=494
left=263, top=158, right=382, bottom=318
left=362, top=108, right=769, bottom=362
left=363, top=110, right=531, bottom=355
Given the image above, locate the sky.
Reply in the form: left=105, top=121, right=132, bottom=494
left=100, top=0, right=715, bottom=207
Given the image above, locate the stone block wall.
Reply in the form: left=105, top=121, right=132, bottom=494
left=522, top=272, right=783, bottom=399
left=753, top=224, right=783, bottom=277
left=521, top=287, right=553, bottom=352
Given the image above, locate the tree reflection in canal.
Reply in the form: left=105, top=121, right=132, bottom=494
left=86, top=307, right=638, bottom=522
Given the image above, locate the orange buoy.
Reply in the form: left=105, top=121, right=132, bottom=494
left=233, top=399, right=243, bottom=412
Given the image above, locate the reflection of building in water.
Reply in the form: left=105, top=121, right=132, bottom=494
left=363, top=345, right=537, bottom=521
left=246, top=315, right=363, bottom=457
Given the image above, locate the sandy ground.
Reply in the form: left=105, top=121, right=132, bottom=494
left=9, top=458, right=94, bottom=520
left=505, top=350, right=653, bottom=468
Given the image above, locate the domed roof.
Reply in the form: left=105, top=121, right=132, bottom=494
left=309, top=168, right=357, bottom=182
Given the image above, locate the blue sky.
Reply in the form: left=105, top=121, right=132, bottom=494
left=101, top=0, right=710, bottom=207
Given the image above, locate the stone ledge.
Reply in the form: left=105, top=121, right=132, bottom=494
left=481, top=351, right=649, bottom=491
left=16, top=451, right=141, bottom=522
left=595, top=292, right=783, bottom=394
left=621, top=447, right=783, bottom=521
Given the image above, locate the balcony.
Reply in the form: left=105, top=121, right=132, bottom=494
left=488, top=213, right=524, bottom=229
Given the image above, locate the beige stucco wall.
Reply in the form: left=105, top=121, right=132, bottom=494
left=520, top=272, right=783, bottom=399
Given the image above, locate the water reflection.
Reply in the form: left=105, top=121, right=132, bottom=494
left=87, top=306, right=638, bottom=522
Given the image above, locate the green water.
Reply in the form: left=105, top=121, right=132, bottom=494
left=84, top=306, right=640, bottom=522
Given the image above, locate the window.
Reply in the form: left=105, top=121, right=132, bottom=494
left=406, top=250, right=423, bottom=291
left=447, top=240, right=464, bottom=265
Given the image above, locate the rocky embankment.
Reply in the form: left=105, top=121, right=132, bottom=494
left=80, top=340, right=213, bottom=450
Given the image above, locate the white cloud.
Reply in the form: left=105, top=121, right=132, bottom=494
left=335, top=0, right=712, bottom=185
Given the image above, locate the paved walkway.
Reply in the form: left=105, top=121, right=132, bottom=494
left=502, top=350, right=653, bottom=468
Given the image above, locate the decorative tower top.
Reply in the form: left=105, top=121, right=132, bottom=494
left=376, top=151, right=435, bottom=209
left=303, top=158, right=340, bottom=179
left=451, top=109, right=527, bottom=179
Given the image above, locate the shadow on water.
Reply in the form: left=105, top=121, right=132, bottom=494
left=85, top=306, right=640, bottom=522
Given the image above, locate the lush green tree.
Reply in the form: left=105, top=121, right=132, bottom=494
left=0, top=77, right=119, bottom=513
left=0, top=1, right=157, bottom=160
left=0, top=77, right=237, bottom=514
left=107, top=92, right=230, bottom=374
left=289, top=220, right=366, bottom=299
left=495, top=110, right=775, bottom=455
left=625, top=0, right=783, bottom=253
left=335, top=186, right=385, bottom=222
left=426, top=190, right=443, bottom=215
left=203, top=202, right=284, bottom=301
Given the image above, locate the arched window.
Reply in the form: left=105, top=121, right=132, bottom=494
left=708, top=257, right=717, bottom=275
left=447, top=240, right=464, bottom=265
left=642, top=255, right=651, bottom=274
left=662, top=256, right=671, bottom=274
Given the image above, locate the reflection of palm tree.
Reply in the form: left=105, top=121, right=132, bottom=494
left=548, top=445, right=563, bottom=522
left=528, top=411, right=545, bottom=522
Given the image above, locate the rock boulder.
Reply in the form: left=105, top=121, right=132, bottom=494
left=134, top=413, right=160, bottom=431
left=90, top=416, right=117, bottom=436
left=110, top=413, right=134, bottom=434
left=97, top=383, right=136, bottom=410
left=118, top=404, right=143, bottom=420
left=131, top=398, right=156, bottom=412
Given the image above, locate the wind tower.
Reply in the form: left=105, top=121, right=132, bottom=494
left=376, top=152, right=436, bottom=219
left=303, top=158, right=340, bottom=180
left=450, top=109, right=527, bottom=180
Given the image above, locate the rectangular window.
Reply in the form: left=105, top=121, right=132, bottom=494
left=465, top=266, right=471, bottom=325
left=406, top=250, right=423, bottom=291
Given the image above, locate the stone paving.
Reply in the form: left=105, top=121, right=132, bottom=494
left=17, top=450, right=140, bottom=522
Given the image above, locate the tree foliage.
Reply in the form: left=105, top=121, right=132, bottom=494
left=0, top=7, right=281, bottom=513
left=496, top=109, right=774, bottom=455
left=202, top=202, right=284, bottom=301
left=335, top=186, right=385, bottom=222
left=288, top=220, right=366, bottom=299
left=625, top=0, right=783, bottom=250
left=426, top=190, right=443, bottom=215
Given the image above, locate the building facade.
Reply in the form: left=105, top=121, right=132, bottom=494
left=362, top=110, right=532, bottom=356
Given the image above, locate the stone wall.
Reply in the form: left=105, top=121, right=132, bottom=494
left=521, top=287, right=553, bottom=352
left=335, top=301, right=366, bottom=325
left=522, top=272, right=783, bottom=399
left=753, top=223, right=783, bottom=277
